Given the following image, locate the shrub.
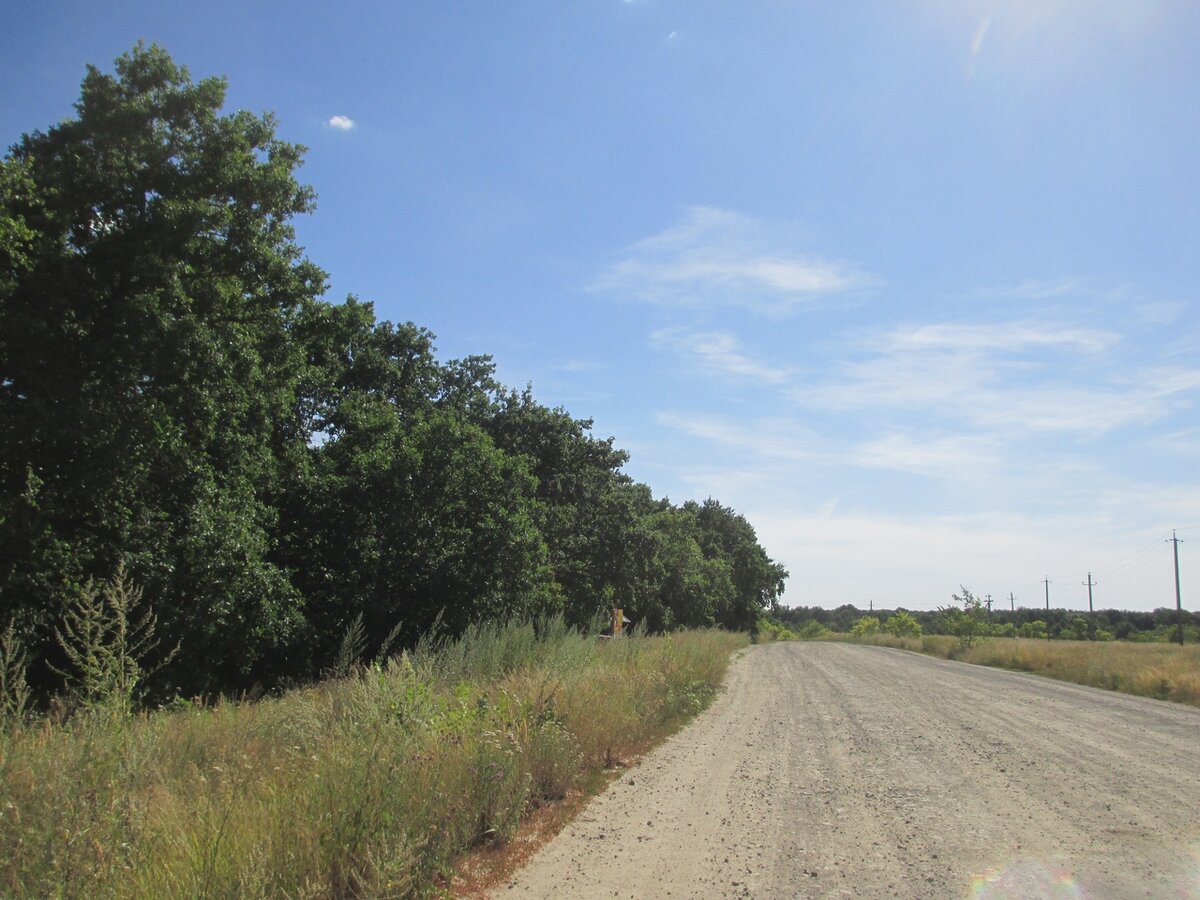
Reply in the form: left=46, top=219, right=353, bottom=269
left=756, top=618, right=796, bottom=642
left=0, top=621, right=30, bottom=722
left=0, top=620, right=745, bottom=897
left=797, top=621, right=832, bottom=639
left=1019, top=620, right=1049, bottom=640
left=51, top=563, right=177, bottom=716
left=938, top=587, right=988, bottom=649
left=849, top=616, right=881, bottom=636
left=883, top=611, right=922, bottom=638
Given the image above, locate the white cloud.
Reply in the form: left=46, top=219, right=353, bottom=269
left=797, top=319, right=1199, bottom=436
left=747, top=506, right=1125, bottom=610
left=593, top=207, right=876, bottom=315
left=883, top=321, right=1117, bottom=354
left=553, top=359, right=606, bottom=373
left=991, top=278, right=1089, bottom=300
left=1135, top=301, right=1187, bottom=325
left=656, top=412, right=820, bottom=463
left=326, top=115, right=355, bottom=130
left=970, top=15, right=993, bottom=58
left=854, top=432, right=1000, bottom=477
left=1150, top=427, right=1200, bottom=458
left=651, top=327, right=791, bottom=384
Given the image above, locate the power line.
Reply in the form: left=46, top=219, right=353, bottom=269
left=1093, top=538, right=1171, bottom=574
left=1104, top=544, right=1171, bottom=578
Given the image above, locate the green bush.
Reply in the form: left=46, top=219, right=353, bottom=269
left=797, top=621, right=832, bottom=639
left=1019, top=620, right=1049, bottom=639
left=939, top=587, right=988, bottom=649
left=849, top=616, right=881, bottom=636
left=883, top=611, right=922, bottom=638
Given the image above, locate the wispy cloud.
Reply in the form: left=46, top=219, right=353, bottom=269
left=326, top=115, right=355, bottom=130
left=593, top=207, right=876, bottom=315
left=966, top=14, right=993, bottom=76
left=656, top=411, right=820, bottom=463
left=991, top=278, right=1089, bottom=300
left=797, top=320, right=1200, bottom=436
left=1150, top=427, right=1200, bottom=458
left=651, top=327, right=792, bottom=384
left=552, top=359, right=606, bottom=373
left=854, top=432, right=1000, bottom=477
left=882, top=321, right=1118, bottom=354
left=971, top=15, right=993, bottom=58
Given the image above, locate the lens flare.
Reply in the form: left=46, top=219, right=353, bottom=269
left=970, top=859, right=1084, bottom=899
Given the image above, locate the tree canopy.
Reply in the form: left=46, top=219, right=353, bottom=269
left=0, top=44, right=788, bottom=700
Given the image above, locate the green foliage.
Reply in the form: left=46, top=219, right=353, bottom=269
left=1067, top=615, right=1093, bottom=641
left=883, top=610, right=922, bottom=637
left=50, top=563, right=176, bottom=715
left=0, top=620, right=31, bottom=722
left=0, top=44, right=788, bottom=703
left=0, top=623, right=744, bottom=897
left=850, top=615, right=881, bottom=636
left=757, top=618, right=796, bottom=641
left=1019, top=620, right=1049, bottom=639
left=796, top=620, right=832, bottom=639
left=939, top=586, right=989, bottom=649
left=0, top=42, right=319, bottom=693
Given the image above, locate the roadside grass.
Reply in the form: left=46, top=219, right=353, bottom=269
left=831, top=633, right=1200, bottom=707
left=0, top=621, right=745, bottom=899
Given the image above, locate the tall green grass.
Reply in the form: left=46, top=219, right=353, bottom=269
left=0, top=620, right=744, bottom=898
left=837, top=633, right=1200, bottom=707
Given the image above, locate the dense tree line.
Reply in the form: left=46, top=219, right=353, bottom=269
left=0, top=45, right=787, bottom=700
left=773, top=603, right=1199, bottom=642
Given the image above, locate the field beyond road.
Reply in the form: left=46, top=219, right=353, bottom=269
left=503, top=642, right=1200, bottom=899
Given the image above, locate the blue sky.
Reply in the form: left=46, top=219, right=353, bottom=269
left=4, top=1, right=1198, bottom=612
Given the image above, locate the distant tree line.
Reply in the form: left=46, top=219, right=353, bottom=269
left=772, top=603, right=1199, bottom=643
left=0, top=45, right=787, bottom=702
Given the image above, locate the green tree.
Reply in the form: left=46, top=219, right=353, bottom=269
left=850, top=615, right=881, bottom=636
left=1019, top=619, right=1049, bottom=640
left=0, top=43, right=324, bottom=693
left=0, top=43, right=794, bottom=700
left=485, top=389, right=646, bottom=626
left=1066, top=615, right=1095, bottom=641
left=642, top=504, right=734, bottom=631
left=883, top=610, right=922, bottom=637
left=797, top=620, right=831, bottom=640
left=939, top=586, right=988, bottom=649
left=691, top=499, right=787, bottom=633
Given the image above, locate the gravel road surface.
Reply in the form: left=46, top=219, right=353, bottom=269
left=501, top=642, right=1200, bottom=899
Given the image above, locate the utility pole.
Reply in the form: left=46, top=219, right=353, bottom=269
left=1043, top=576, right=1051, bottom=610
left=985, top=593, right=993, bottom=612
left=1169, top=531, right=1184, bottom=645
left=1009, top=592, right=1015, bottom=612
left=1083, top=572, right=1096, bottom=613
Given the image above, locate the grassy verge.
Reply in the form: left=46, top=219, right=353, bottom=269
left=0, top=621, right=745, bottom=898
left=831, top=633, right=1200, bottom=707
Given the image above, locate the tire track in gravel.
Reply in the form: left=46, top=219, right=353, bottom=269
left=499, top=642, right=1200, bottom=899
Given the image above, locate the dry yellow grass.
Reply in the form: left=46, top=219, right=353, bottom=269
left=0, top=622, right=745, bottom=898
left=841, top=633, right=1200, bottom=708
left=961, top=638, right=1200, bottom=705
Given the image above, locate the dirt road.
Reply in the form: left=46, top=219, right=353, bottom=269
left=501, top=642, right=1200, bottom=899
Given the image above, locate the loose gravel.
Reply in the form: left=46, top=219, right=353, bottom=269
left=501, top=641, right=1200, bottom=899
